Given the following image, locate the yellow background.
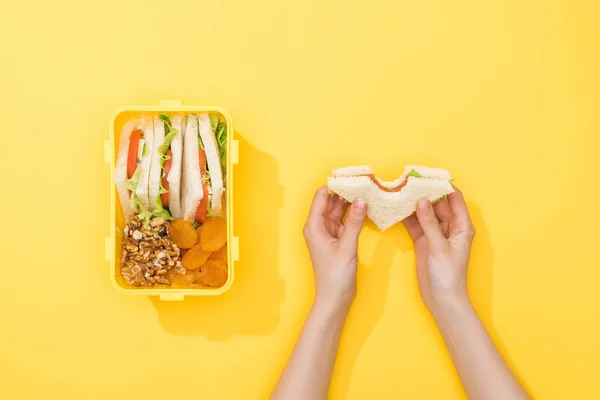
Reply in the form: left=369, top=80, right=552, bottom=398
left=1, top=0, right=599, bottom=399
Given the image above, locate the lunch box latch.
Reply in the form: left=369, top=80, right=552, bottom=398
left=231, top=236, right=240, bottom=261
left=104, top=140, right=112, bottom=165
left=159, top=293, right=185, bottom=301
left=159, top=99, right=183, bottom=108
left=105, top=236, right=113, bottom=261
left=231, top=140, right=239, bottom=165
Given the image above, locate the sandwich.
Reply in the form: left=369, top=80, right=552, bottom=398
left=181, top=113, right=227, bottom=224
left=115, top=118, right=154, bottom=221
left=115, top=115, right=184, bottom=224
left=327, top=165, right=454, bottom=231
left=116, top=113, right=227, bottom=226
left=149, top=115, right=184, bottom=219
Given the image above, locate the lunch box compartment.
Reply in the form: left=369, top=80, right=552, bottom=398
left=105, top=100, right=239, bottom=301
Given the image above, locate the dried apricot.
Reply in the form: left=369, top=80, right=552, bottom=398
left=200, top=217, right=227, bottom=252
left=181, top=244, right=211, bottom=270
left=196, top=225, right=202, bottom=245
left=196, top=260, right=228, bottom=287
left=166, top=267, right=197, bottom=286
left=209, top=244, right=227, bottom=263
left=169, top=219, right=197, bottom=249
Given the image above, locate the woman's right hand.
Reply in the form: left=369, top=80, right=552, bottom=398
left=402, top=187, right=476, bottom=316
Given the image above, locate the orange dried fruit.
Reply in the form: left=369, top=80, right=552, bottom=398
left=196, top=260, right=228, bottom=288
left=168, top=219, right=197, bottom=249
left=200, top=217, right=227, bottom=252
left=166, top=267, right=197, bottom=286
left=209, top=244, right=227, bottom=263
left=181, top=244, right=211, bottom=270
left=196, top=225, right=202, bottom=245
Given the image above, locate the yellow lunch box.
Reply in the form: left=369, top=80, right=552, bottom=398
left=104, top=100, right=239, bottom=301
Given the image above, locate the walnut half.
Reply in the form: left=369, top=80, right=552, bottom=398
left=120, top=215, right=180, bottom=287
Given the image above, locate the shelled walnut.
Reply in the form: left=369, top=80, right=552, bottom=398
left=120, top=215, right=181, bottom=287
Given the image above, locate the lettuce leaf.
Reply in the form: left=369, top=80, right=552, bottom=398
left=209, top=114, right=219, bottom=134
left=125, top=165, right=169, bottom=225
left=215, top=122, right=227, bottom=172
left=157, top=127, right=179, bottom=168
left=125, top=165, right=142, bottom=192
left=407, top=169, right=423, bottom=178
left=134, top=198, right=154, bottom=227
left=152, top=194, right=174, bottom=220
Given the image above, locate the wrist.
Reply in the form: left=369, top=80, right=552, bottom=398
left=429, top=291, right=474, bottom=326
left=313, top=294, right=352, bottom=320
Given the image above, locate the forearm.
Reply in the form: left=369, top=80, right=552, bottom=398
left=271, top=299, right=349, bottom=400
left=433, top=296, right=529, bottom=400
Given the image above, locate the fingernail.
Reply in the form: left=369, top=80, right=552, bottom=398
left=417, top=199, right=430, bottom=210
left=354, top=198, right=366, bottom=212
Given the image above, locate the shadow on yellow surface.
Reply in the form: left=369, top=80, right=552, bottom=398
left=150, top=135, right=285, bottom=340
left=332, top=223, right=405, bottom=398
left=468, top=203, right=494, bottom=336
left=331, top=201, right=513, bottom=398
left=468, top=203, right=531, bottom=394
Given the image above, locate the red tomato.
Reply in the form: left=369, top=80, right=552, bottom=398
left=195, top=148, right=209, bottom=223
left=127, top=129, right=142, bottom=179
left=161, top=149, right=173, bottom=207
left=195, top=184, right=208, bottom=223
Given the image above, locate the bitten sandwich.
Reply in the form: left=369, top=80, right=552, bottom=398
left=327, top=165, right=454, bottom=231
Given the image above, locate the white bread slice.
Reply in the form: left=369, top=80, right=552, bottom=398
left=167, top=115, right=184, bottom=219
left=135, top=119, right=154, bottom=210
left=148, top=117, right=165, bottom=211
left=327, top=165, right=454, bottom=231
left=332, top=165, right=374, bottom=177
left=198, top=114, right=224, bottom=216
left=181, top=115, right=204, bottom=223
left=115, top=119, right=142, bottom=219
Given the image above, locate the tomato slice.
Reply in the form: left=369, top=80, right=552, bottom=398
left=195, top=184, right=208, bottom=223
left=366, top=174, right=408, bottom=192
left=195, top=148, right=209, bottom=223
left=161, top=149, right=173, bottom=207
left=127, top=129, right=142, bottom=179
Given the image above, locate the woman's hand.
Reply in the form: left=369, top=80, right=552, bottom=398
left=303, top=187, right=368, bottom=311
left=271, top=188, right=367, bottom=400
left=403, top=187, right=530, bottom=399
left=403, top=187, right=476, bottom=315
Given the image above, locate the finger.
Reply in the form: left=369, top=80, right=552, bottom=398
left=328, top=196, right=350, bottom=223
left=433, top=197, right=452, bottom=223
left=306, top=186, right=329, bottom=231
left=402, top=214, right=423, bottom=240
left=415, top=199, right=447, bottom=249
left=340, top=199, right=367, bottom=250
left=447, top=186, right=475, bottom=236
left=325, top=193, right=338, bottom=215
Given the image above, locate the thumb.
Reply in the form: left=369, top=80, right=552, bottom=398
left=341, top=199, right=367, bottom=249
left=415, top=199, right=446, bottom=250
